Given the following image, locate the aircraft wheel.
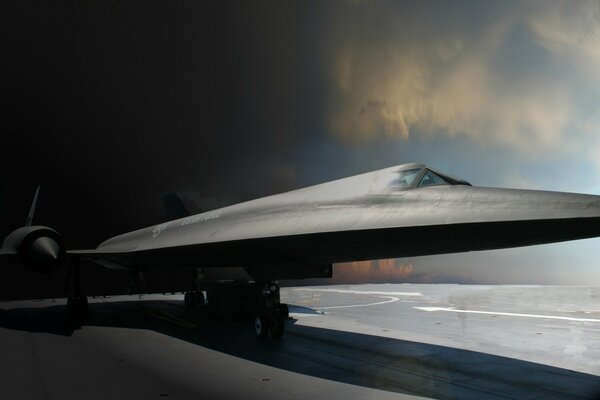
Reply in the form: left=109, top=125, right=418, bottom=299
left=254, top=314, right=269, bottom=338
left=269, top=314, right=285, bottom=338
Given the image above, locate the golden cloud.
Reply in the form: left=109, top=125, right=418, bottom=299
left=325, top=2, right=599, bottom=156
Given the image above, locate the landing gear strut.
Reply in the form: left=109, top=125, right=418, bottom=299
left=67, top=256, right=88, bottom=315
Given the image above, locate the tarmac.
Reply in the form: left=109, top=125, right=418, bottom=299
left=1, top=284, right=600, bottom=400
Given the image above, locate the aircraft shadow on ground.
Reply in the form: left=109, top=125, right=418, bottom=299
left=1, top=300, right=600, bottom=400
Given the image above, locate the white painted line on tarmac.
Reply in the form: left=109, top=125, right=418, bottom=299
left=415, top=307, right=600, bottom=322
left=289, top=313, right=324, bottom=318
left=294, top=288, right=422, bottom=296
left=290, top=288, right=419, bottom=310
left=318, top=296, right=400, bottom=309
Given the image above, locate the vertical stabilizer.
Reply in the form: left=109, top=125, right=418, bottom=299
left=25, top=186, right=40, bottom=226
left=161, top=192, right=190, bottom=221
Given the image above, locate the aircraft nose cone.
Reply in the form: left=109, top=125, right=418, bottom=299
left=28, top=236, right=60, bottom=265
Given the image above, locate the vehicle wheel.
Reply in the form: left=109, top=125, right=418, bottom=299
left=254, top=314, right=268, bottom=338
left=269, top=314, right=285, bottom=338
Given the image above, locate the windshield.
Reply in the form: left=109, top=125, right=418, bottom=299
left=417, top=169, right=450, bottom=187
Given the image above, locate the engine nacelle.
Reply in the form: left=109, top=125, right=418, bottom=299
left=1, top=226, right=66, bottom=273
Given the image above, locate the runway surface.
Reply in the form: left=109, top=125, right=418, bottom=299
left=1, top=284, right=600, bottom=400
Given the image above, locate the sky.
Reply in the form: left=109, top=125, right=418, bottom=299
left=2, top=0, right=600, bottom=285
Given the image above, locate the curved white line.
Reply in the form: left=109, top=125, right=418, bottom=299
left=294, top=288, right=422, bottom=297
left=318, top=296, right=399, bottom=309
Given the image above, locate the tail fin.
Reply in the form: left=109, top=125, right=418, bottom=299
left=161, top=192, right=190, bottom=221
left=25, top=185, right=40, bottom=226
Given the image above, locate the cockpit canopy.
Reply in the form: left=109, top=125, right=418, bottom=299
left=374, top=163, right=471, bottom=192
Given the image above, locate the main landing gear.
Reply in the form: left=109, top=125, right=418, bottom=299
left=199, top=280, right=289, bottom=338
left=254, top=281, right=286, bottom=339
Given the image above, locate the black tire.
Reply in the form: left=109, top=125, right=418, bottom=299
left=269, top=314, right=285, bottom=338
left=254, top=314, right=269, bottom=338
